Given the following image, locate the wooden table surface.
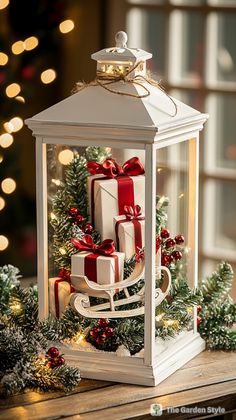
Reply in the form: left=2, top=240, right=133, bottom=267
left=1, top=351, right=236, bottom=420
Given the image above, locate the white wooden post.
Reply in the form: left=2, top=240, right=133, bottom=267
left=144, top=143, right=156, bottom=366
left=192, top=135, right=200, bottom=333
left=36, top=138, right=49, bottom=319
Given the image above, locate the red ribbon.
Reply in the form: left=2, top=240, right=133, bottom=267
left=71, top=235, right=119, bottom=285
left=115, top=205, right=144, bottom=255
left=54, top=269, right=75, bottom=318
left=87, top=157, right=145, bottom=225
left=71, top=235, right=115, bottom=256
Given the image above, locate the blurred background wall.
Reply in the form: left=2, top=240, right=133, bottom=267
left=0, top=0, right=235, bottom=293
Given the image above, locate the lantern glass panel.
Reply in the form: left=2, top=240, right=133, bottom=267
left=155, top=138, right=197, bottom=341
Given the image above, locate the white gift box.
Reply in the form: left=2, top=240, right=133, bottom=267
left=71, top=251, right=125, bottom=285
left=49, top=277, right=73, bottom=318
left=114, top=215, right=145, bottom=259
left=87, top=174, right=145, bottom=242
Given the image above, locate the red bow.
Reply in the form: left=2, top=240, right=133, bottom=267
left=87, top=157, right=145, bottom=179
left=124, top=204, right=144, bottom=221
left=71, top=235, right=115, bottom=256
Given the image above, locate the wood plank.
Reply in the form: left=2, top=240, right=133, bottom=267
left=0, top=380, right=112, bottom=409
left=1, top=351, right=236, bottom=420
left=74, top=380, right=236, bottom=420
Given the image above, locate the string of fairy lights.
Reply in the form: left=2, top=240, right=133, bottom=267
left=0, top=0, right=75, bottom=252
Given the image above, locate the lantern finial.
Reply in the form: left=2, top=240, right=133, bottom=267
left=115, top=31, right=128, bottom=48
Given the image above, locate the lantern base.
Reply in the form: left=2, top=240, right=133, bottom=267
left=61, top=330, right=205, bottom=386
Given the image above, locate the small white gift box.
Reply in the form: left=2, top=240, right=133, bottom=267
left=71, top=251, right=125, bottom=285
left=114, top=214, right=145, bottom=259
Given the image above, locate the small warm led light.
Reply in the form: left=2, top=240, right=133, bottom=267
left=0, top=52, right=8, bottom=65
left=51, top=178, right=61, bottom=186
left=6, top=83, right=21, bottom=98
left=3, top=122, right=14, bottom=133
left=179, top=193, right=184, bottom=199
left=58, top=149, right=73, bottom=165
left=0, top=133, right=13, bottom=148
left=9, top=117, right=23, bottom=132
left=15, top=96, right=25, bottom=103
left=1, top=178, right=16, bottom=194
left=157, top=168, right=162, bottom=173
left=40, top=69, right=56, bottom=84
left=59, top=247, right=66, bottom=255
left=24, top=36, right=39, bottom=51
left=155, top=313, right=164, bottom=322
left=0, top=197, right=5, bottom=210
left=0, top=0, right=9, bottom=10
left=0, top=235, right=9, bottom=251
left=59, top=19, right=75, bottom=34
left=11, top=40, right=25, bottom=55
left=76, top=333, right=85, bottom=343
left=50, top=212, right=57, bottom=220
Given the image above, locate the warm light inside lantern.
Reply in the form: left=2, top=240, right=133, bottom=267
left=58, top=149, right=74, bottom=165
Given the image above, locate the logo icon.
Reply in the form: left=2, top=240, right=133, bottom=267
left=150, top=403, right=163, bottom=416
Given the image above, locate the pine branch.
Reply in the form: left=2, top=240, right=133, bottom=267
left=0, top=265, right=20, bottom=315
left=200, top=262, right=234, bottom=304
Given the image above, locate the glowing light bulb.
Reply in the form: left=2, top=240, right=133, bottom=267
left=40, top=69, right=56, bottom=84
left=58, top=149, right=73, bottom=165
left=59, top=247, right=66, bottom=255
left=9, top=117, right=23, bottom=132
left=24, top=36, right=39, bottom=51
left=51, top=178, right=61, bottom=186
left=50, top=212, right=56, bottom=220
left=59, top=19, right=75, bottom=34
left=3, top=121, right=14, bottom=133
left=0, top=235, right=9, bottom=251
left=6, top=83, right=21, bottom=98
left=0, top=197, right=5, bottom=210
left=0, top=52, right=8, bottom=66
left=0, top=0, right=9, bottom=10
left=11, top=41, right=25, bottom=55
left=15, top=96, right=25, bottom=103
left=0, top=133, right=13, bottom=148
left=1, top=178, right=16, bottom=194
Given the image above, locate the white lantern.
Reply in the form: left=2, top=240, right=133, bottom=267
left=26, top=32, right=208, bottom=386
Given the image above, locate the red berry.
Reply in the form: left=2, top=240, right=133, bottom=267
left=68, top=207, right=78, bottom=217
left=172, top=250, right=182, bottom=261
left=161, top=229, right=170, bottom=239
left=156, top=236, right=161, bottom=252
left=47, top=361, right=53, bottom=369
left=84, top=223, right=93, bottom=234
left=96, top=336, right=105, bottom=346
left=90, top=327, right=100, bottom=338
left=197, top=316, right=202, bottom=326
left=197, top=305, right=202, bottom=314
left=175, top=234, right=185, bottom=245
left=161, top=254, right=172, bottom=266
left=105, top=327, right=114, bottom=338
left=98, top=318, right=108, bottom=327
left=75, top=214, right=85, bottom=225
left=47, top=347, right=59, bottom=358
left=55, top=356, right=65, bottom=366
left=165, top=238, right=176, bottom=248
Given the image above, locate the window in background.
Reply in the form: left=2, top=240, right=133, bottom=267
left=124, top=0, right=236, bottom=285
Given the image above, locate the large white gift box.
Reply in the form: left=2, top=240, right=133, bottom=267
left=71, top=251, right=125, bottom=285
left=49, top=277, right=74, bottom=318
left=87, top=174, right=145, bottom=242
left=114, top=215, right=145, bottom=259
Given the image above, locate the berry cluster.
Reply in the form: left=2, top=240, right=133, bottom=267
left=46, top=347, right=65, bottom=369
left=68, top=207, right=93, bottom=234
left=197, top=304, right=202, bottom=326
left=89, top=319, right=114, bottom=348
left=158, top=229, right=185, bottom=267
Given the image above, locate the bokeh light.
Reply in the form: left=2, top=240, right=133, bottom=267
left=59, top=20, right=75, bottom=34
left=5, top=83, right=21, bottom=98
left=0, top=197, right=5, bottom=210
left=1, top=178, right=16, bottom=194
left=0, top=235, right=9, bottom=251
left=0, top=133, right=13, bottom=148
left=24, top=36, right=39, bottom=51
left=40, top=69, right=56, bottom=84
left=0, top=52, right=8, bottom=65
left=11, top=41, right=25, bottom=55
left=58, top=149, right=74, bottom=165
left=0, top=0, right=9, bottom=10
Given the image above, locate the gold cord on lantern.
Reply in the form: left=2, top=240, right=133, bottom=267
left=73, top=62, right=177, bottom=117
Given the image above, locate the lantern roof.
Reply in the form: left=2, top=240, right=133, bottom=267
left=26, top=32, right=208, bottom=139
left=91, top=31, right=152, bottom=63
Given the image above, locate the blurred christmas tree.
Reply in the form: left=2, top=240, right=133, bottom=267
left=0, top=0, right=76, bottom=275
